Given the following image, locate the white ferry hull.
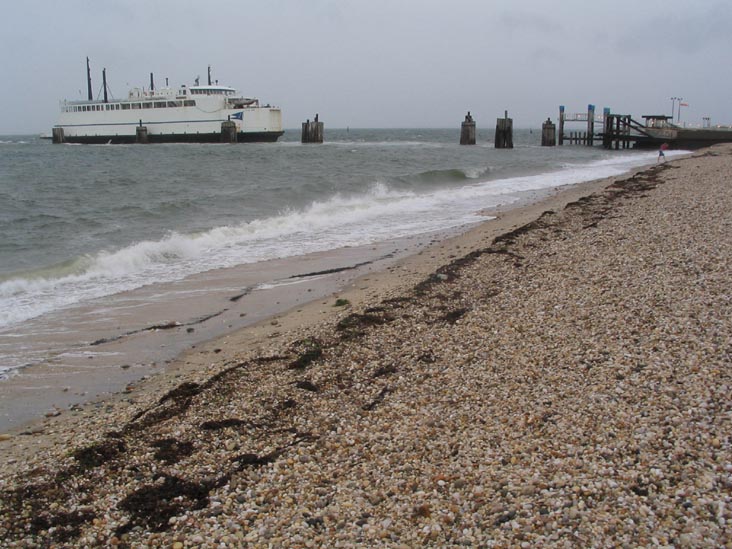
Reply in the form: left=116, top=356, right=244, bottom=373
left=56, top=106, right=283, bottom=144
left=54, top=76, right=284, bottom=144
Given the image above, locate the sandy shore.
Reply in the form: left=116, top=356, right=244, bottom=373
left=1, top=146, right=731, bottom=547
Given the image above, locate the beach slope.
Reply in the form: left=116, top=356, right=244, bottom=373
left=1, top=146, right=731, bottom=547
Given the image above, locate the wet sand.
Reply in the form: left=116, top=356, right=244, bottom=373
left=0, top=179, right=591, bottom=433
left=4, top=147, right=732, bottom=546
left=0, top=235, right=442, bottom=432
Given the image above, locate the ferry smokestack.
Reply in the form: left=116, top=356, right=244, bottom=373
left=86, top=57, right=93, bottom=101
left=208, top=65, right=212, bottom=86
left=150, top=72, right=154, bottom=91
left=102, top=68, right=108, bottom=103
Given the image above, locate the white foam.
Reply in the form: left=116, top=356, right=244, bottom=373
left=0, top=151, right=660, bottom=328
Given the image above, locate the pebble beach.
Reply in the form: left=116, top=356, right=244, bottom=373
left=1, top=145, right=731, bottom=547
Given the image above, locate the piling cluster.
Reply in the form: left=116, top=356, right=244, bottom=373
left=302, top=114, right=324, bottom=144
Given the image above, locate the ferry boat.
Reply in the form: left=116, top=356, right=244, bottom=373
left=52, top=60, right=284, bottom=144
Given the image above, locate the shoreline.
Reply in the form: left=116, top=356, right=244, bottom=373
left=5, top=146, right=731, bottom=545
left=0, top=165, right=648, bottom=436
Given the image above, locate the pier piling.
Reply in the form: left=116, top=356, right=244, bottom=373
left=460, top=112, right=476, bottom=145
left=301, top=114, right=324, bottom=143
left=51, top=127, right=64, bottom=144
left=587, top=104, right=595, bottom=146
left=495, top=111, right=513, bottom=149
left=541, top=118, right=556, bottom=146
left=135, top=125, right=149, bottom=144
left=221, top=120, right=238, bottom=143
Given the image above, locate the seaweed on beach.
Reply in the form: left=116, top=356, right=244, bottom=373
left=295, top=380, right=320, bottom=392
left=127, top=381, right=203, bottom=429
left=381, top=296, right=415, bottom=308
left=437, top=307, right=471, bottom=324
left=491, top=210, right=557, bottom=249
left=116, top=474, right=213, bottom=535
left=231, top=431, right=318, bottom=472
left=362, top=386, right=389, bottom=411
left=231, top=450, right=280, bottom=469
left=72, top=438, right=126, bottom=470
left=151, top=438, right=195, bottom=464
left=288, top=337, right=324, bottom=369
left=159, top=381, right=202, bottom=404
left=1, top=479, right=96, bottom=543
left=336, top=311, right=394, bottom=340
left=200, top=418, right=250, bottom=430
left=373, top=364, right=397, bottom=378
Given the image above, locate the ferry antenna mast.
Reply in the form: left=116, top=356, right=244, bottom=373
left=86, top=57, right=93, bottom=101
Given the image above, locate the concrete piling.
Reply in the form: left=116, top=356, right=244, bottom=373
left=302, top=114, right=324, bottom=143
left=135, top=125, right=149, bottom=144
left=541, top=118, right=556, bottom=146
left=51, top=127, right=64, bottom=144
left=495, top=111, right=513, bottom=149
left=221, top=120, right=238, bottom=143
left=460, top=112, right=476, bottom=145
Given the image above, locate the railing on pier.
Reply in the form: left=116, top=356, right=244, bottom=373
left=557, top=104, right=662, bottom=149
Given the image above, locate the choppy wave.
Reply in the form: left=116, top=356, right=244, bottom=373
left=0, top=146, right=660, bottom=328
left=395, top=167, right=490, bottom=186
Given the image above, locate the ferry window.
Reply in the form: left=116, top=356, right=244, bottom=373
left=115, top=104, right=120, bottom=110
left=142, top=102, right=153, bottom=109
left=167, top=101, right=181, bottom=107
left=155, top=102, right=166, bottom=108
left=121, top=104, right=130, bottom=110
left=183, top=100, right=196, bottom=107
left=131, top=103, right=140, bottom=109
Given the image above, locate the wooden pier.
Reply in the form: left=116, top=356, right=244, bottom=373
left=555, top=104, right=732, bottom=150
left=558, top=105, right=598, bottom=146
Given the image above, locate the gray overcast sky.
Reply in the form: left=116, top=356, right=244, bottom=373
left=2, top=0, right=730, bottom=132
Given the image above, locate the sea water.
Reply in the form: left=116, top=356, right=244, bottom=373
left=0, top=129, right=669, bottom=379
